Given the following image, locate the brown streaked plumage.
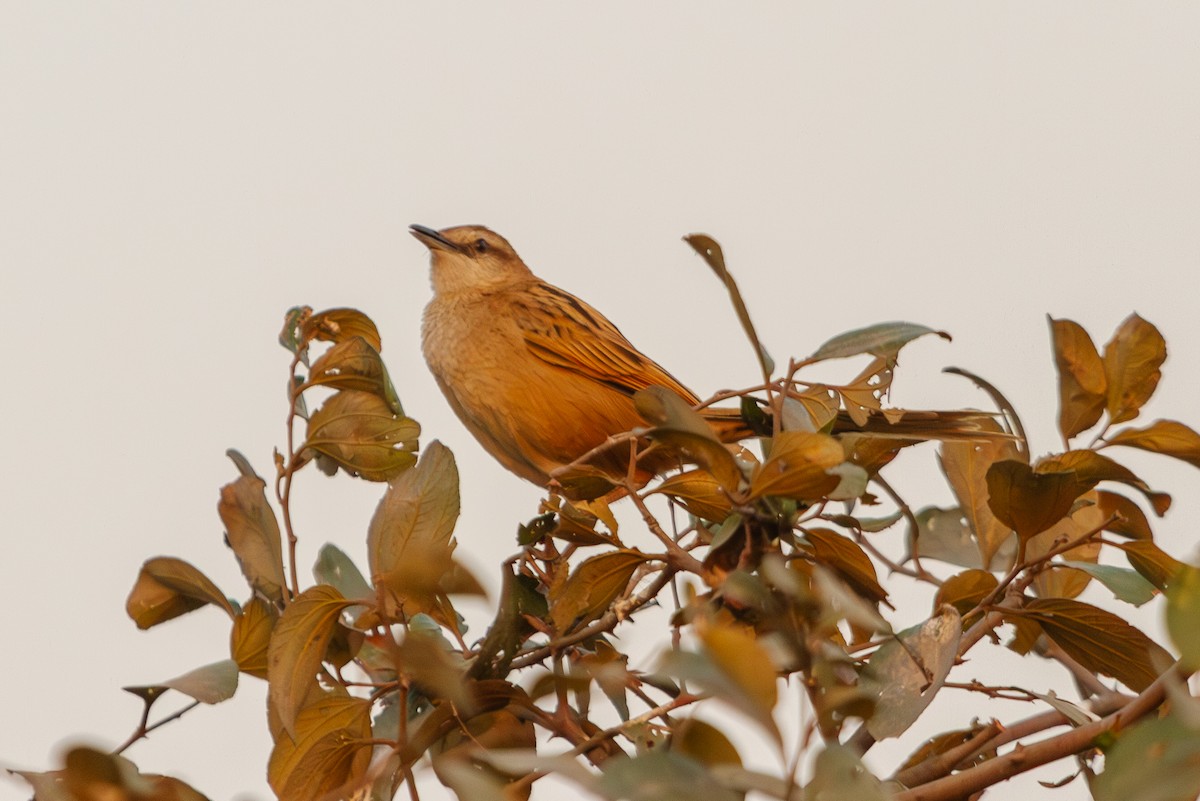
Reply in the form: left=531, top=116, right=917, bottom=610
left=412, top=223, right=702, bottom=487
left=411, top=224, right=1004, bottom=491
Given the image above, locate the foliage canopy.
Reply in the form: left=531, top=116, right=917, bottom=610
left=15, top=237, right=1200, bottom=801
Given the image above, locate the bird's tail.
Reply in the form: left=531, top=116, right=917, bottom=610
left=700, top=405, right=1009, bottom=443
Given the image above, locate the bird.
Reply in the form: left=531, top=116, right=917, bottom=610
left=411, top=223, right=712, bottom=489
left=411, top=223, right=1002, bottom=493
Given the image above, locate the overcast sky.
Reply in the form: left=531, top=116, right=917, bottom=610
left=3, top=4, right=1200, bottom=801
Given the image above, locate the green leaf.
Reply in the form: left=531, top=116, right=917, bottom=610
left=803, top=744, right=887, bottom=801
left=126, top=557, right=234, bottom=630
left=810, top=321, right=950, bottom=362
left=683, top=233, right=774, bottom=381
left=862, top=607, right=961, bottom=739
left=597, top=750, right=741, bottom=801
left=1093, top=713, right=1200, bottom=801
left=1058, top=561, right=1157, bottom=606
left=1116, top=540, right=1185, bottom=591
left=218, top=470, right=287, bottom=604
left=1166, top=564, right=1200, bottom=670
left=267, top=585, right=354, bottom=736
left=125, top=659, right=239, bottom=705
left=313, top=543, right=373, bottom=603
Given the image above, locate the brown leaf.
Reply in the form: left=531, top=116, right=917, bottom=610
left=1039, top=449, right=1171, bottom=515
left=1049, top=317, right=1107, bottom=439
left=835, top=357, right=894, bottom=427
left=803, top=528, right=889, bottom=606
left=935, top=569, right=999, bottom=617
left=218, top=473, right=286, bottom=604
left=749, top=431, right=845, bottom=501
left=1102, top=313, right=1166, bottom=425
left=698, top=619, right=780, bottom=738
left=549, top=549, right=648, bottom=633
left=672, top=719, right=743, bottom=767
left=268, top=692, right=373, bottom=801
left=787, top=386, right=841, bottom=432
left=985, top=460, right=1092, bottom=541
left=126, top=557, right=234, bottom=630
left=1105, top=419, right=1200, bottom=470
left=367, top=441, right=461, bottom=620
left=303, top=307, right=383, bottom=352
left=939, top=420, right=1021, bottom=568
left=1025, top=493, right=1105, bottom=600
left=1009, top=598, right=1171, bottom=691
left=1095, top=490, right=1153, bottom=540
left=231, top=597, right=276, bottom=679
left=304, top=389, right=420, bottom=482
left=267, top=584, right=354, bottom=736
left=651, top=469, right=733, bottom=523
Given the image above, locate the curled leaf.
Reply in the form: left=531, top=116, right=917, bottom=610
left=126, top=557, right=234, bottom=630
left=218, top=471, right=286, bottom=604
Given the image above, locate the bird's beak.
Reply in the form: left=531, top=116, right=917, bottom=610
left=409, top=224, right=462, bottom=253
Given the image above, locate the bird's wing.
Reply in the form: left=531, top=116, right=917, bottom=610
left=513, top=282, right=699, bottom=402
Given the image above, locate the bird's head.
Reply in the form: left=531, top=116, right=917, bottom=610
left=410, top=224, right=533, bottom=296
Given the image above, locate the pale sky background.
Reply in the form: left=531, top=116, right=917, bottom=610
left=3, top=4, right=1200, bottom=801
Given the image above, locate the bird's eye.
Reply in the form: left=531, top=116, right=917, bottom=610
left=474, top=238, right=489, bottom=253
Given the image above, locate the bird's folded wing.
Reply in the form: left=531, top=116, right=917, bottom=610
left=514, top=284, right=698, bottom=402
